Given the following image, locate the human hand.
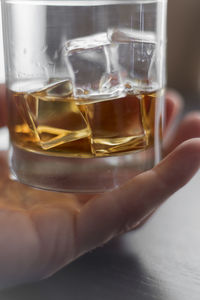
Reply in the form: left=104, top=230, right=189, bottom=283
left=0, top=88, right=199, bottom=289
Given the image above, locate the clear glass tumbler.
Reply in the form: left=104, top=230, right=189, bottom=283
left=2, top=0, right=167, bottom=193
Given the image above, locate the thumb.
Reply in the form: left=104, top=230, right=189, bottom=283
left=76, top=138, right=200, bottom=256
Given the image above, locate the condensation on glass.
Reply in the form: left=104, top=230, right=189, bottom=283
left=2, top=0, right=167, bottom=192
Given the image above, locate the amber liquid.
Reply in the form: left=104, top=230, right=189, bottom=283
left=8, top=81, right=162, bottom=158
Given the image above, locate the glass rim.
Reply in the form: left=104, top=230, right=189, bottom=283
left=2, top=0, right=166, bottom=6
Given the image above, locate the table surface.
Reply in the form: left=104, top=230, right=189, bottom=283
left=0, top=148, right=199, bottom=300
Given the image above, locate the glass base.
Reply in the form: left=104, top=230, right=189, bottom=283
left=9, top=144, right=157, bottom=193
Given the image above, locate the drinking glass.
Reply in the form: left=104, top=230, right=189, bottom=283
left=1, top=0, right=167, bottom=192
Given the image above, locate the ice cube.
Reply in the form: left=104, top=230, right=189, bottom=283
left=108, top=28, right=157, bottom=90
left=107, top=28, right=156, bottom=44
left=63, top=33, right=124, bottom=102
left=17, top=80, right=91, bottom=150
left=32, top=78, right=73, bottom=99
left=65, top=32, right=109, bottom=54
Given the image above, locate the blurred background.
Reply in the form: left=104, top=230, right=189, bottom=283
left=0, top=0, right=200, bottom=108
left=168, top=0, right=200, bottom=111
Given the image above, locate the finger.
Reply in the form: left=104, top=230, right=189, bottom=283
left=164, top=89, right=183, bottom=135
left=134, top=111, right=200, bottom=228
left=164, top=112, right=200, bottom=155
left=76, top=138, right=200, bottom=256
left=130, top=208, right=156, bottom=230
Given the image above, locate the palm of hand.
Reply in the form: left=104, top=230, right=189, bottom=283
left=0, top=92, right=200, bottom=288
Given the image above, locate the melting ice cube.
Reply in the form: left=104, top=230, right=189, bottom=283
left=32, top=79, right=73, bottom=99
left=63, top=33, right=124, bottom=102
left=107, top=28, right=156, bottom=44
left=65, top=32, right=110, bottom=54
left=15, top=79, right=91, bottom=150
left=108, top=28, right=158, bottom=92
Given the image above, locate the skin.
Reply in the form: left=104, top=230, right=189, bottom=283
left=0, top=88, right=199, bottom=289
